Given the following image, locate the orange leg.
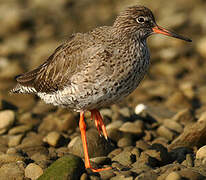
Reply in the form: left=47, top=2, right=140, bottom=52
left=79, top=111, right=111, bottom=172
left=91, top=110, right=102, bottom=136
left=90, top=109, right=108, bottom=140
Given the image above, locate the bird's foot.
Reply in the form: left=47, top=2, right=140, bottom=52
left=90, top=109, right=108, bottom=140
left=87, top=166, right=112, bottom=172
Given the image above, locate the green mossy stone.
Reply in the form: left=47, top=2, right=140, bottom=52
left=37, top=154, right=85, bottom=180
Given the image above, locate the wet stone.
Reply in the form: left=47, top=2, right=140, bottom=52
left=38, top=155, right=85, bottom=180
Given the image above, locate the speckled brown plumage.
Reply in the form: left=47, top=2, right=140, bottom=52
left=11, top=5, right=191, bottom=171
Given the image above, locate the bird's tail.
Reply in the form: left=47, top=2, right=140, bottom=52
left=10, top=83, right=37, bottom=94
left=10, top=71, right=38, bottom=94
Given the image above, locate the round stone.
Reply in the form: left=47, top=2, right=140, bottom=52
left=25, top=163, right=43, bottom=180
left=165, top=172, right=181, bottom=180
left=0, top=110, right=15, bottom=134
left=196, top=145, right=206, bottom=159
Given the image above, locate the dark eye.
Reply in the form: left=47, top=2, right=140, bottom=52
left=136, top=16, right=145, bottom=23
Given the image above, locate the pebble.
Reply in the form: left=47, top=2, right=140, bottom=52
left=99, top=169, right=115, bottom=179
left=131, top=159, right=151, bottom=174
left=8, top=134, right=24, bottom=147
left=196, top=145, right=206, bottom=159
left=43, top=131, right=62, bottom=147
left=112, top=150, right=135, bottom=166
left=172, top=108, right=195, bottom=125
left=119, top=121, right=143, bottom=135
left=0, top=154, right=24, bottom=165
left=90, top=156, right=110, bottom=165
left=135, top=104, right=147, bottom=115
left=25, top=163, right=43, bottom=180
left=8, top=125, right=32, bottom=135
left=30, top=152, right=49, bottom=168
left=157, top=125, right=175, bottom=141
left=117, top=136, right=133, bottom=147
left=0, top=110, right=15, bottom=134
left=6, top=147, right=18, bottom=155
left=142, top=105, right=175, bottom=123
left=169, top=91, right=193, bottom=109
left=100, top=108, right=113, bottom=118
left=196, top=37, right=206, bottom=58
left=165, top=172, right=181, bottom=180
left=178, top=169, right=205, bottom=180
left=169, top=147, right=193, bottom=163
left=0, top=163, right=24, bottom=180
left=108, top=148, right=122, bottom=159
left=136, top=140, right=151, bottom=151
left=106, top=120, right=123, bottom=142
left=163, top=119, right=183, bottom=133
left=159, top=47, right=178, bottom=61
left=68, top=129, right=114, bottom=158
left=118, top=107, right=131, bottom=117
left=110, top=175, right=133, bottom=180
left=39, top=112, right=76, bottom=133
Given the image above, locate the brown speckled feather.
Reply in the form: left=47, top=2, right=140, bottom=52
left=16, top=32, right=114, bottom=93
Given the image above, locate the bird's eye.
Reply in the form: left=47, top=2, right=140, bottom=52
left=136, top=16, right=145, bottom=23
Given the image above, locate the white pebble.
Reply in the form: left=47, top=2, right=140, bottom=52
left=135, top=104, right=147, bottom=114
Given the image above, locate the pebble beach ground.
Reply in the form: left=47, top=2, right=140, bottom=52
left=1, top=0, right=206, bottom=179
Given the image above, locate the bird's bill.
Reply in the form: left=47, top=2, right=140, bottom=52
left=152, top=26, right=192, bottom=42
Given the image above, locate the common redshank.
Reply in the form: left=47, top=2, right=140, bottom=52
left=11, top=6, right=191, bottom=172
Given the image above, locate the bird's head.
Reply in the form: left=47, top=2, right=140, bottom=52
left=113, top=6, right=191, bottom=42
